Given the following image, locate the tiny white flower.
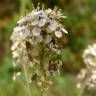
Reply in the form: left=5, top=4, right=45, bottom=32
left=91, top=74, right=96, bottom=80
left=31, top=10, right=39, bottom=16
left=12, top=51, right=19, bottom=58
left=32, top=27, right=41, bottom=36
left=48, top=21, right=57, bottom=31
left=38, top=10, right=46, bottom=17
left=61, top=28, right=68, bottom=34
left=83, top=49, right=90, bottom=58
left=13, top=75, right=17, bottom=81
left=77, top=83, right=81, bottom=89
left=18, top=15, right=34, bottom=24
left=11, top=42, right=19, bottom=51
left=45, top=8, right=52, bottom=14
left=14, top=26, right=30, bottom=38
left=17, top=72, right=21, bottom=76
left=93, top=44, right=96, bottom=49
left=31, top=15, right=39, bottom=25
left=17, top=17, right=27, bottom=25
left=12, top=72, right=21, bottom=81
left=19, top=27, right=30, bottom=38
left=55, top=31, right=62, bottom=38
left=14, top=26, right=22, bottom=32
left=90, top=47, right=96, bottom=56
left=38, top=19, right=46, bottom=27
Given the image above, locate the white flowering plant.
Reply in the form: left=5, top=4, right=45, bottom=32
left=77, top=43, right=96, bottom=96
left=11, top=4, right=68, bottom=95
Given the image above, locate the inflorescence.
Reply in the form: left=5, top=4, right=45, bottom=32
left=77, top=44, right=96, bottom=96
left=11, top=4, right=68, bottom=90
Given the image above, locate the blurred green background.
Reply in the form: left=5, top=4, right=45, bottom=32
left=0, top=0, right=96, bottom=96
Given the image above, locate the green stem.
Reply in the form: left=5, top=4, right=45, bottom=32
left=38, top=43, right=45, bottom=70
left=38, top=43, right=45, bottom=96
left=41, top=90, right=45, bottom=96
left=18, top=80, right=31, bottom=95
left=23, top=65, right=31, bottom=96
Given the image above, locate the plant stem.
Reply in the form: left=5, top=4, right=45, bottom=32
left=41, top=90, right=45, bottom=96
left=38, top=43, right=45, bottom=96
left=23, top=65, right=31, bottom=96
left=18, top=80, right=31, bottom=95
left=39, top=43, right=45, bottom=69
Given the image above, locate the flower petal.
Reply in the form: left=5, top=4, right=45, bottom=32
left=31, top=16, right=39, bottom=25
left=61, top=28, right=68, bottom=34
left=17, top=17, right=27, bottom=25
left=38, top=19, right=46, bottom=27
left=14, top=26, right=22, bottom=32
left=45, top=8, right=52, bottom=14
left=11, top=42, right=19, bottom=51
left=20, top=29, right=30, bottom=37
left=17, top=16, right=33, bottom=25
left=32, top=27, right=41, bottom=36
left=55, top=31, right=62, bottom=38
left=48, top=21, right=57, bottom=31
left=14, top=26, right=30, bottom=38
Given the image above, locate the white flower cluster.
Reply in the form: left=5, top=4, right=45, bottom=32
left=83, top=44, right=96, bottom=68
left=11, top=5, right=67, bottom=90
left=77, top=44, right=96, bottom=96
left=17, top=6, right=68, bottom=38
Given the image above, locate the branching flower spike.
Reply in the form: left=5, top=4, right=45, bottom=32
left=77, top=43, right=96, bottom=96
left=11, top=4, right=68, bottom=91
